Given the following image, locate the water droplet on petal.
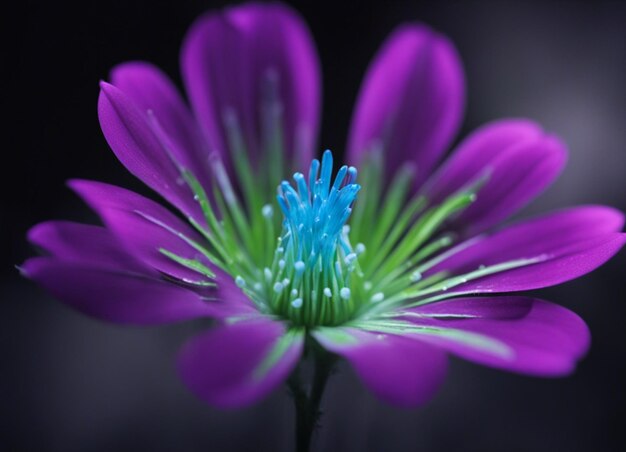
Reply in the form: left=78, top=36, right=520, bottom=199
left=262, top=204, right=274, bottom=218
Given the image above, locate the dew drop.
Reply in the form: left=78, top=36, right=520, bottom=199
left=340, top=287, right=351, bottom=300
left=323, top=287, right=332, bottom=297
left=291, top=298, right=303, bottom=308
left=235, top=276, right=246, bottom=288
left=261, top=204, right=274, bottom=218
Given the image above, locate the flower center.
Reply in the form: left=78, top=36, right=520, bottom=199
left=273, top=150, right=363, bottom=325
left=236, top=150, right=366, bottom=326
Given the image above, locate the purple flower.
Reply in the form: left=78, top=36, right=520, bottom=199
left=23, top=2, right=625, bottom=413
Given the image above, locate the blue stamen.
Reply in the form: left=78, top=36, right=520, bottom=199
left=270, top=150, right=361, bottom=325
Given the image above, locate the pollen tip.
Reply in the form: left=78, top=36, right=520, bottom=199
left=235, top=276, right=246, bottom=288
left=261, top=204, right=274, bottom=218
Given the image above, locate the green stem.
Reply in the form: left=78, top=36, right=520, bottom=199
left=288, top=341, right=336, bottom=452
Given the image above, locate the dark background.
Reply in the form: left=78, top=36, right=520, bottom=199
left=2, top=0, right=625, bottom=451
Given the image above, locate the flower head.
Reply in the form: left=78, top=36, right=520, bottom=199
left=23, top=2, right=625, bottom=410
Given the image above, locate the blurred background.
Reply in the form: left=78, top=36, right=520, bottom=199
left=2, top=0, right=625, bottom=450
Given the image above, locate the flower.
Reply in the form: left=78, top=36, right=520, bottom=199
left=22, top=2, right=625, bottom=412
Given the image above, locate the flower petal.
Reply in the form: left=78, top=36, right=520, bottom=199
left=312, top=327, right=447, bottom=407
left=177, top=319, right=304, bottom=408
left=21, top=257, right=216, bottom=324
left=347, top=24, right=464, bottom=188
left=211, top=267, right=261, bottom=318
left=109, top=61, right=212, bottom=191
left=69, top=179, right=210, bottom=283
left=404, top=297, right=590, bottom=376
left=27, top=220, right=152, bottom=274
left=424, top=119, right=567, bottom=234
left=408, top=296, right=532, bottom=320
left=428, top=206, right=626, bottom=293
left=181, top=3, right=321, bottom=170
left=98, top=81, right=202, bottom=220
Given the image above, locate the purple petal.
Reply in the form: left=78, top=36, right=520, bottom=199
left=312, top=327, right=447, bottom=407
left=109, top=61, right=212, bottom=191
left=177, top=319, right=304, bottom=408
left=404, top=297, right=590, bottom=376
left=428, top=206, right=626, bottom=293
left=424, top=119, right=567, bottom=234
left=409, top=296, right=532, bottom=320
left=21, top=257, right=217, bottom=324
left=69, top=179, right=210, bottom=283
left=98, top=81, right=202, bottom=221
left=211, top=267, right=262, bottom=318
left=181, top=3, right=321, bottom=170
left=347, top=24, right=464, bottom=189
left=27, top=220, right=152, bottom=274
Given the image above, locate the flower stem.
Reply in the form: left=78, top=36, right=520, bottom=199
left=288, top=340, right=336, bottom=452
